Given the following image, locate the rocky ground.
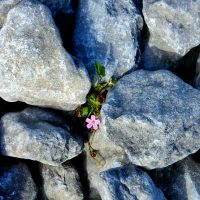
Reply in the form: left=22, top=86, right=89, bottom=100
left=0, top=0, right=200, bottom=200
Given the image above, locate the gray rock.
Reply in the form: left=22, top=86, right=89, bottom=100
left=92, top=70, right=200, bottom=169
left=0, top=108, right=83, bottom=166
left=40, top=163, right=83, bottom=200
left=0, top=0, right=22, bottom=28
left=72, top=0, right=143, bottom=81
left=84, top=142, right=127, bottom=200
left=155, top=157, right=200, bottom=200
left=39, top=0, right=73, bottom=15
left=0, top=0, right=91, bottom=111
left=97, top=165, right=166, bottom=200
left=194, top=54, right=200, bottom=89
left=142, top=0, right=200, bottom=70
left=0, top=160, right=37, bottom=200
left=143, top=0, right=200, bottom=56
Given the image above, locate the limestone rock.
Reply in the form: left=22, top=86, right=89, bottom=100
left=0, top=0, right=21, bottom=28
left=93, top=70, right=200, bottom=169
left=72, top=0, right=143, bottom=81
left=40, top=163, right=83, bottom=200
left=0, top=108, right=83, bottom=166
left=0, top=0, right=91, bottom=111
left=97, top=165, right=166, bottom=200
left=155, top=157, right=200, bottom=200
left=0, top=158, right=37, bottom=200
left=142, top=0, right=200, bottom=70
left=143, top=0, right=200, bottom=56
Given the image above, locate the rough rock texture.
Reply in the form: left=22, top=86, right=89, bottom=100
left=40, top=163, right=83, bottom=200
left=0, top=108, right=83, bottom=166
left=142, top=0, right=200, bottom=70
left=155, top=157, right=200, bottom=200
left=96, top=165, right=166, bottom=200
left=194, top=54, right=200, bottom=89
left=0, top=0, right=91, bottom=111
left=143, top=0, right=200, bottom=56
left=72, top=0, right=143, bottom=81
left=84, top=142, right=127, bottom=200
left=0, top=0, right=22, bottom=28
left=39, top=0, right=73, bottom=15
left=92, top=70, right=200, bottom=169
left=0, top=159, right=37, bottom=200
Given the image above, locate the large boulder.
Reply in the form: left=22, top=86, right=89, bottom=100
left=155, top=157, right=200, bottom=200
left=0, top=158, right=37, bottom=200
left=72, top=0, right=143, bottom=81
left=142, top=0, right=200, bottom=70
left=92, top=70, right=200, bottom=169
left=0, top=0, right=91, bottom=111
left=95, top=165, right=166, bottom=200
left=40, top=163, right=83, bottom=200
left=0, top=108, right=83, bottom=166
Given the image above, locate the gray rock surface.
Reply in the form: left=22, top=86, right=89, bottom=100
left=0, top=160, right=37, bottom=200
left=39, top=0, right=73, bottom=15
left=84, top=142, right=127, bottom=200
left=142, top=0, right=200, bottom=70
left=97, top=165, right=166, bottom=200
left=0, top=0, right=21, bottom=28
left=155, top=157, right=200, bottom=200
left=143, top=0, right=200, bottom=56
left=92, top=70, right=200, bottom=169
left=72, top=0, right=143, bottom=81
left=0, top=0, right=91, bottom=111
left=40, top=163, right=83, bottom=200
left=0, top=108, right=83, bottom=166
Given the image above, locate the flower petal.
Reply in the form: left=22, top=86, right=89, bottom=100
left=91, top=115, right=96, bottom=120
left=93, top=124, right=98, bottom=130
left=87, top=123, right=92, bottom=129
left=95, top=119, right=100, bottom=125
left=86, top=118, right=91, bottom=123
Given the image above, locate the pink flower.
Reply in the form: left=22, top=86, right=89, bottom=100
left=86, top=115, right=100, bottom=130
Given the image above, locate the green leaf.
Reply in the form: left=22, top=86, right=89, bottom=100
left=80, top=107, right=89, bottom=117
left=87, top=94, right=101, bottom=108
left=108, top=78, right=117, bottom=87
left=95, top=82, right=108, bottom=93
left=94, top=61, right=106, bottom=79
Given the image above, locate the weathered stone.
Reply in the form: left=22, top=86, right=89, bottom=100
left=0, top=0, right=21, bottom=28
left=155, top=157, right=200, bottom=200
left=96, top=165, right=166, bottom=200
left=72, top=0, right=143, bottom=81
left=84, top=142, right=127, bottom=200
left=0, top=0, right=91, bottom=111
left=92, top=70, right=200, bottom=169
left=39, top=0, right=73, bottom=15
left=0, top=108, right=83, bottom=166
left=142, top=0, right=200, bottom=70
left=40, top=162, right=83, bottom=200
left=143, top=0, right=200, bottom=56
left=0, top=158, right=37, bottom=200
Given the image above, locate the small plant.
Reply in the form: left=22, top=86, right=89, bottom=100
left=74, top=61, right=117, bottom=161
